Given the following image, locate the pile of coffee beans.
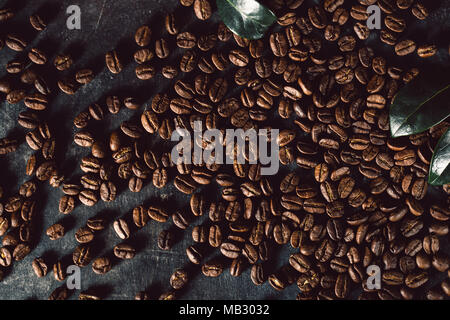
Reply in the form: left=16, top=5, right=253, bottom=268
left=1, top=0, right=449, bottom=300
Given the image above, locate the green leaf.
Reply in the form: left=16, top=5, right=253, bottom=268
left=429, top=128, right=450, bottom=185
left=389, top=70, right=450, bottom=138
left=216, top=0, right=276, bottom=40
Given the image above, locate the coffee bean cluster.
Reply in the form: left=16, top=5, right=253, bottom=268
left=1, top=0, right=450, bottom=300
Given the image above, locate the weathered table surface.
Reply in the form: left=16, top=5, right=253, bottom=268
left=0, top=0, right=449, bottom=300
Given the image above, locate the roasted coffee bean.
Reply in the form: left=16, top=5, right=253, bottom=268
left=194, top=0, right=212, bottom=20
left=123, top=97, right=140, bottom=110
left=13, top=243, right=31, bottom=261
left=29, top=48, right=47, bottom=64
left=270, top=32, right=289, bottom=57
left=32, top=257, right=48, bottom=277
left=58, top=78, right=78, bottom=95
left=147, top=205, right=169, bottom=223
left=78, top=190, right=98, bottom=207
left=180, top=50, right=200, bottom=73
left=74, top=131, right=95, bottom=147
left=85, top=216, right=105, bottom=232
left=18, top=111, right=39, bottom=129
left=395, top=40, right=416, bottom=56
left=113, top=219, right=130, bottom=239
left=155, top=38, right=170, bottom=59
left=134, top=49, right=154, bottom=65
left=174, top=175, right=198, bottom=194
left=135, top=25, right=151, bottom=46
left=308, top=6, right=327, bottom=29
left=114, top=243, right=136, bottom=259
left=385, top=15, right=406, bottom=33
left=136, top=64, right=155, bottom=80
left=289, top=253, right=311, bottom=273
left=88, top=103, right=104, bottom=121
left=19, top=181, right=37, bottom=199
left=29, top=13, right=46, bottom=30
left=105, top=50, right=123, bottom=74
left=5, top=34, right=27, bottom=51
left=417, top=44, right=437, bottom=58
left=230, top=257, right=245, bottom=277
left=202, top=259, right=224, bottom=277
left=0, top=247, right=12, bottom=267
left=7, top=89, right=26, bottom=104
left=130, top=206, right=148, bottom=228
left=6, top=59, right=25, bottom=74
left=59, top=195, right=75, bottom=214
left=75, top=69, right=94, bottom=84
left=73, top=111, right=90, bottom=129
left=53, top=261, right=67, bottom=281
left=186, top=245, right=202, bottom=265
left=170, top=269, right=188, bottom=289
left=158, top=229, right=174, bottom=250
left=251, top=264, right=266, bottom=286
left=48, top=286, right=69, bottom=300
left=405, top=271, right=428, bottom=288
left=412, top=3, right=428, bottom=20
left=92, top=256, right=112, bottom=274
left=36, top=161, right=57, bottom=181
left=72, top=245, right=92, bottom=267
left=176, top=32, right=196, bottom=49
left=220, top=242, right=241, bottom=259
left=54, top=54, right=73, bottom=71
left=75, top=226, right=94, bottom=244
left=46, top=223, right=65, bottom=240
left=0, top=137, right=18, bottom=154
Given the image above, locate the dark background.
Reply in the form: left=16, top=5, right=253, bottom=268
left=0, top=0, right=449, bottom=300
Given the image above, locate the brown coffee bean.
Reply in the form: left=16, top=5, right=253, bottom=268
left=86, top=216, right=106, bottom=232
left=105, top=50, right=123, bottom=74
left=158, top=229, right=174, bottom=250
left=405, top=271, right=428, bottom=288
left=29, top=14, right=46, bottom=30
left=46, top=223, right=65, bottom=240
left=180, top=50, right=197, bottom=72
left=54, top=54, right=73, bottom=71
left=412, top=3, right=428, bottom=20
left=169, top=269, right=188, bottom=290
left=114, top=243, right=136, bottom=259
left=76, top=69, right=94, bottom=84
left=308, top=6, right=327, bottom=29
left=36, top=161, right=57, bottom=181
left=394, top=149, right=416, bottom=166
left=7, top=89, right=26, bottom=104
left=0, top=247, right=12, bottom=267
left=92, top=256, right=112, bottom=274
left=155, top=38, right=170, bottom=59
left=174, top=175, right=198, bottom=194
left=135, top=25, right=151, bottom=46
left=29, top=47, right=47, bottom=64
left=134, top=48, right=154, bottom=64
left=74, top=226, right=94, bottom=244
left=32, top=257, right=48, bottom=277
left=385, top=15, right=406, bottom=33
left=417, top=45, right=437, bottom=58
left=5, top=34, right=27, bottom=51
left=13, top=243, right=31, bottom=261
left=72, top=245, right=92, bottom=267
left=79, top=190, right=98, bottom=207
left=176, top=31, right=196, bottom=49
left=57, top=78, right=77, bottom=95
left=395, top=40, right=416, bottom=56
left=134, top=64, right=155, bottom=80
left=194, top=0, right=212, bottom=20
